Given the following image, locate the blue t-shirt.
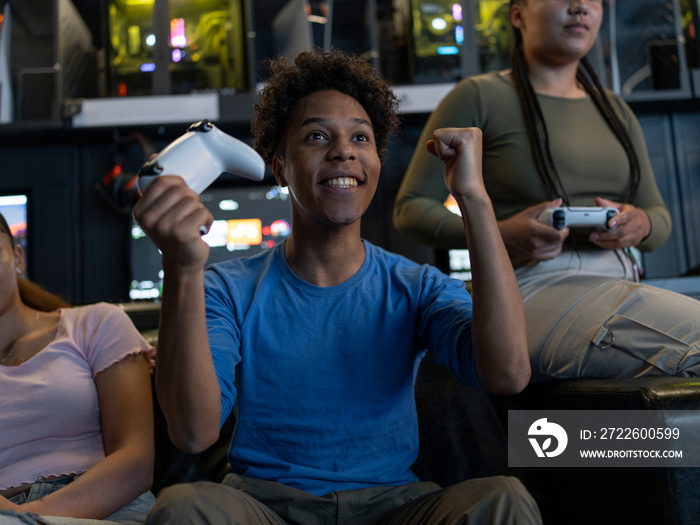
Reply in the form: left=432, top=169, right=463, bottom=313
left=204, top=240, right=478, bottom=496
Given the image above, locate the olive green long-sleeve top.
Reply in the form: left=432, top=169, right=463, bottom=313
left=394, top=71, right=671, bottom=254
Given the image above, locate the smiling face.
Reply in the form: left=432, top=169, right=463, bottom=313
left=511, top=0, right=603, bottom=66
left=272, top=89, right=381, bottom=230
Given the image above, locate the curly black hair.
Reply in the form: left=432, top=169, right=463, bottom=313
left=251, top=50, right=401, bottom=165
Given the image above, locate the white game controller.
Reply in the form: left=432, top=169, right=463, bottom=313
left=137, top=120, right=266, bottom=195
left=538, top=207, right=619, bottom=231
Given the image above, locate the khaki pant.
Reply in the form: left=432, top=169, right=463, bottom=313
left=517, top=249, right=700, bottom=381
left=146, top=474, right=541, bottom=525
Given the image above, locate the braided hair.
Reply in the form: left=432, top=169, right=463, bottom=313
left=509, top=0, right=640, bottom=204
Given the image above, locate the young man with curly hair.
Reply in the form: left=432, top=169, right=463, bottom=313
left=134, top=50, right=540, bottom=524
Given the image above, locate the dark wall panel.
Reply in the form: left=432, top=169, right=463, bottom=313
left=0, top=144, right=80, bottom=302
left=637, top=114, right=688, bottom=278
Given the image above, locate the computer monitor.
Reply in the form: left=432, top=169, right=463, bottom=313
left=129, top=182, right=292, bottom=301
left=0, top=193, right=28, bottom=278
left=409, top=0, right=468, bottom=83
left=107, top=0, right=250, bottom=96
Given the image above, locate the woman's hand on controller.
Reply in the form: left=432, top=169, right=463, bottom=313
left=589, top=197, right=651, bottom=249
left=499, top=199, right=569, bottom=260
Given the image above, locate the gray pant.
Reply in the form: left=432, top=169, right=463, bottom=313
left=146, top=474, right=541, bottom=525
left=517, top=249, right=700, bottom=380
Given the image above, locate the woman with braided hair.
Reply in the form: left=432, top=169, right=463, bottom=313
left=394, top=0, right=700, bottom=380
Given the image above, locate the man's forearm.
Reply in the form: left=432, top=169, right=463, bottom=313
left=157, top=268, right=222, bottom=453
left=458, top=193, right=530, bottom=395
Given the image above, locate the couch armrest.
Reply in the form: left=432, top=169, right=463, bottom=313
left=511, top=378, right=700, bottom=525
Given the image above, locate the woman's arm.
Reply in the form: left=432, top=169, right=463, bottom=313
left=0, top=496, right=18, bottom=510
left=17, top=353, right=154, bottom=519
left=602, top=96, right=672, bottom=252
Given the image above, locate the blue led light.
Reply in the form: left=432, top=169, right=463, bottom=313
left=455, top=25, right=464, bottom=45
left=437, top=46, right=459, bottom=55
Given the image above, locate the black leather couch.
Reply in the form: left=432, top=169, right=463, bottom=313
left=151, top=353, right=700, bottom=525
